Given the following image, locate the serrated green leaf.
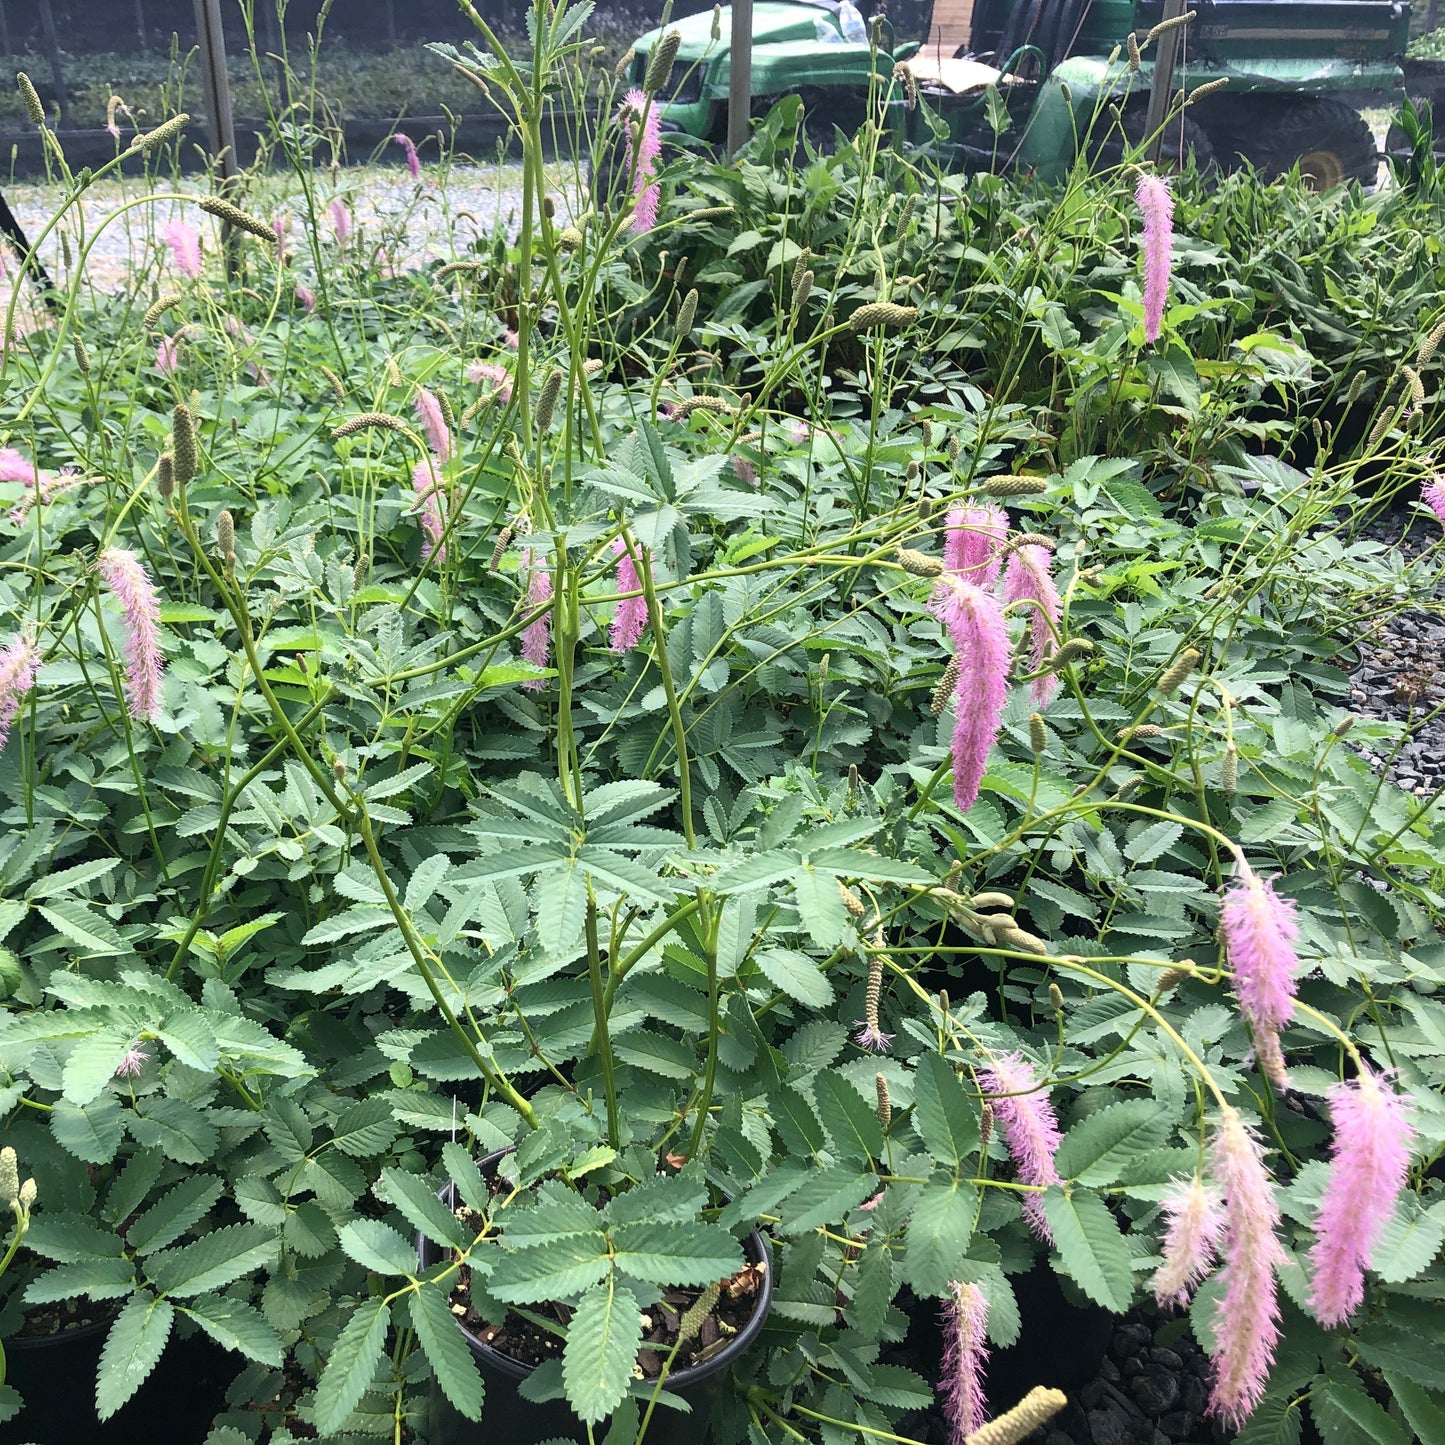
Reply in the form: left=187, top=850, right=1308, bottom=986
left=363, top=761, right=436, bottom=801
left=755, top=947, right=834, bottom=1007
left=23, top=1257, right=135, bottom=1303
left=904, top=1176, right=977, bottom=1298
left=38, top=897, right=130, bottom=956
left=858, top=1363, right=933, bottom=1409
left=51, top=1094, right=125, bottom=1163
left=182, top=1294, right=283, bottom=1365
left=411, top=1281, right=484, bottom=1420
left=25, top=1215, right=125, bottom=1263
left=612, top=1029, right=699, bottom=1081
left=378, top=1167, right=469, bottom=1249
left=97, top=1293, right=174, bottom=1420
left=1310, top=1376, right=1410, bottom=1445
left=314, top=1298, right=391, bottom=1434
left=1232, top=1392, right=1304, bottom=1445
left=1055, top=1099, right=1171, bottom=1186
left=610, top=1221, right=744, bottom=1282
left=1372, top=1200, right=1445, bottom=1284
left=1382, top=1372, right=1445, bottom=1445
left=339, top=1218, right=417, bottom=1276
left=127, top=1175, right=224, bottom=1254
left=603, top=1170, right=706, bottom=1228
left=814, top=1072, right=883, bottom=1165
left=1356, top=1329, right=1445, bottom=1392
left=61, top=1029, right=136, bottom=1105
left=147, top=1223, right=275, bottom=1297
left=912, top=1052, right=979, bottom=1167
left=128, top=1096, right=217, bottom=1164
left=1124, top=820, right=1183, bottom=864
left=442, top=1144, right=488, bottom=1213
left=562, top=1282, right=643, bottom=1425
left=775, top=1164, right=878, bottom=1235
left=488, top=1243, right=612, bottom=1304
left=791, top=866, right=847, bottom=949
left=1043, top=1188, right=1133, bottom=1313
left=845, top=1239, right=893, bottom=1336
left=153, top=1009, right=219, bottom=1073
left=331, top=1096, right=398, bottom=1157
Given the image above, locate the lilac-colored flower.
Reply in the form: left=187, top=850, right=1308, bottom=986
left=411, top=461, right=447, bottom=563
left=788, top=419, right=811, bottom=446
left=331, top=199, right=351, bottom=245
left=1307, top=1067, right=1413, bottom=1328
left=1422, top=475, right=1445, bottom=523
left=520, top=548, right=552, bottom=688
left=467, top=360, right=513, bottom=405
left=733, top=454, right=757, bottom=487
left=0, top=627, right=39, bottom=751
left=272, top=212, right=288, bottom=244
left=156, top=334, right=181, bottom=375
left=8, top=468, right=85, bottom=526
left=930, top=575, right=1011, bottom=814
left=944, top=505, right=1009, bottom=588
left=1002, top=542, right=1062, bottom=708
left=295, top=283, right=316, bottom=313
left=1209, top=1108, right=1286, bottom=1427
left=97, top=548, right=165, bottom=721
left=114, top=1044, right=150, bottom=1078
left=977, top=1052, right=1063, bottom=1242
left=1136, top=173, right=1173, bottom=345
left=415, top=388, right=451, bottom=462
left=611, top=538, right=650, bottom=652
left=939, top=1280, right=989, bottom=1441
left=393, top=131, right=421, bottom=179
left=503, top=328, right=520, bottom=351
left=1221, top=869, right=1300, bottom=1091
left=1152, top=1176, right=1226, bottom=1309
left=0, top=448, right=39, bottom=485
left=618, top=89, right=663, bottom=234
left=853, top=1021, right=895, bottom=1053
left=160, top=219, right=202, bottom=281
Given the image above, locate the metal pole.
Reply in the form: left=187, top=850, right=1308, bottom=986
left=1143, top=0, right=1186, bottom=165
left=727, top=0, right=753, bottom=159
left=195, top=0, right=241, bottom=276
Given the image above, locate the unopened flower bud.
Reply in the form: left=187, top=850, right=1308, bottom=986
left=534, top=368, right=562, bottom=429
left=1157, top=648, right=1201, bottom=695
left=967, top=1386, right=1067, bottom=1445
left=848, top=300, right=918, bottom=331
left=840, top=883, right=867, bottom=917
left=897, top=546, right=944, bottom=577
left=0, top=1147, right=16, bottom=1203
left=1222, top=743, right=1238, bottom=796
left=331, top=411, right=407, bottom=440
left=676, top=287, right=698, bottom=338
left=848, top=762, right=860, bottom=794
left=216, top=508, right=235, bottom=564
left=1333, top=715, right=1356, bottom=737
left=198, top=195, right=277, bottom=242
left=644, top=30, right=682, bottom=94
left=1157, top=964, right=1192, bottom=994
left=1127, top=32, right=1142, bottom=68
left=983, top=476, right=1049, bottom=497
left=931, top=655, right=960, bottom=715
left=558, top=225, right=583, bottom=252
left=1029, top=712, right=1047, bottom=754
left=979, top=1100, right=994, bottom=1151
left=172, top=402, right=198, bottom=486
left=157, top=452, right=175, bottom=501
left=73, top=337, right=91, bottom=373
left=17, top=73, right=45, bottom=126
left=875, top=1073, right=892, bottom=1129
left=711, top=4, right=722, bottom=39
left=947, top=435, right=960, bottom=462
left=489, top=524, right=515, bottom=572
left=1048, top=982, right=1064, bottom=1014
left=1119, top=723, right=1163, bottom=739
left=18, top=1177, right=36, bottom=1209
left=332, top=759, right=347, bottom=780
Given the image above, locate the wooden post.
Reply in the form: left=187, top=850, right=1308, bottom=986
left=195, top=0, right=241, bottom=275
left=1144, top=0, right=1186, bottom=165
left=135, top=0, right=146, bottom=46
left=0, top=2, right=13, bottom=57
left=727, top=0, right=753, bottom=159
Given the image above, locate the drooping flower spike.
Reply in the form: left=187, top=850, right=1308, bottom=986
left=1152, top=1175, right=1226, bottom=1310
left=160, top=219, right=203, bottom=281
left=939, top=1280, right=990, bottom=1441
left=618, top=89, right=663, bottom=234
left=393, top=131, right=421, bottom=180
left=610, top=537, right=651, bottom=652
left=1135, top=173, right=1173, bottom=345
left=1220, top=867, right=1301, bottom=1090
left=519, top=547, right=552, bottom=689
left=977, top=1052, right=1063, bottom=1242
left=1422, top=474, right=1445, bottom=523
left=414, top=388, right=451, bottom=463
left=97, top=547, right=165, bottom=721
left=1001, top=542, right=1062, bottom=708
left=0, top=627, right=39, bottom=752
left=944, top=504, right=1009, bottom=589
left=411, top=462, right=447, bottom=563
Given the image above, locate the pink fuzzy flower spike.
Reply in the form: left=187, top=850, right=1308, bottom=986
left=939, top=1280, right=990, bottom=1442
left=97, top=547, right=165, bottom=721
left=411, top=462, right=447, bottom=563
left=160, top=219, right=203, bottom=281
left=1002, top=542, right=1062, bottom=708
left=520, top=548, right=553, bottom=689
left=467, top=360, right=513, bottom=406
left=393, top=132, right=421, bottom=180
left=1152, top=1176, right=1226, bottom=1310
left=1135, top=173, right=1174, bottom=344
left=978, top=1052, right=1063, bottom=1242
left=1422, top=475, right=1445, bottom=523
left=0, top=627, right=39, bottom=752
left=619, top=89, right=663, bottom=234
left=330, top=199, right=351, bottom=245
left=1221, top=868, right=1301, bottom=1091
left=944, top=504, right=1009, bottom=588
left=0, top=448, right=39, bottom=485
left=295, top=283, right=316, bottom=313
left=611, top=538, right=650, bottom=652
left=930, top=575, right=1011, bottom=813
left=1308, top=1066, right=1413, bottom=1329
left=1208, top=1108, right=1286, bottom=1427
left=415, top=388, right=451, bottom=463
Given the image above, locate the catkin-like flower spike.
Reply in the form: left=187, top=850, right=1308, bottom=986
left=894, top=59, right=920, bottom=109
left=644, top=30, right=682, bottom=93
left=198, top=195, right=278, bottom=242
left=1145, top=9, right=1196, bottom=40
left=1220, top=867, right=1300, bottom=1091
left=964, top=1387, right=1067, bottom=1445
left=535, top=368, right=564, bottom=432
left=172, top=402, right=198, bottom=487
left=674, top=286, right=699, bottom=339
left=849, top=300, right=919, bottom=331
left=435, top=259, right=485, bottom=279
left=1222, top=743, right=1238, bottom=795
left=672, top=394, right=738, bottom=419
left=977, top=1053, right=1063, bottom=1241
left=98, top=548, right=165, bottom=721
left=894, top=194, right=917, bottom=245
left=129, top=112, right=189, bottom=152
left=414, top=388, right=451, bottom=462
left=1417, top=315, right=1445, bottom=366
left=854, top=943, right=894, bottom=1053
left=983, top=476, right=1048, bottom=497
left=1307, top=1066, right=1413, bottom=1328
left=1002, top=543, right=1062, bottom=708
left=216, top=509, right=235, bottom=566
left=940, top=1281, right=990, bottom=1441
left=1046, top=638, right=1094, bottom=671
left=898, top=547, right=945, bottom=577
left=156, top=453, right=174, bottom=501
left=0, top=627, right=39, bottom=753
left=1185, top=77, right=1230, bottom=104
left=839, top=883, right=867, bottom=918
left=519, top=547, right=553, bottom=689
left=17, top=73, right=45, bottom=126
left=1403, top=365, right=1427, bottom=411
left=393, top=131, right=421, bottom=179
left=489, top=524, right=515, bottom=572
left=611, top=537, right=651, bottom=653
left=791, top=247, right=812, bottom=296
left=1152, top=1176, right=1226, bottom=1309
left=931, top=575, right=1011, bottom=813
left=0, top=1146, right=16, bottom=1203
left=144, top=295, right=184, bottom=336
left=330, top=411, right=408, bottom=440
left=945, top=504, right=1009, bottom=588
left=875, top=1073, right=892, bottom=1128
left=931, top=654, right=961, bottom=716
left=1126, top=32, right=1142, bottom=68
left=1029, top=712, right=1048, bottom=754
left=1208, top=1108, right=1286, bottom=1426
left=1135, top=174, right=1173, bottom=345
left=1157, top=647, right=1201, bottom=695
left=73, top=337, right=91, bottom=373
left=319, top=366, right=347, bottom=404
left=675, top=1280, right=721, bottom=1347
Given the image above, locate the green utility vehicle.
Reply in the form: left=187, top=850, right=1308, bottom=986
left=623, top=0, right=1412, bottom=184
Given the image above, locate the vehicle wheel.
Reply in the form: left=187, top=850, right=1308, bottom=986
left=1226, top=98, right=1378, bottom=188
left=1088, top=107, right=1216, bottom=175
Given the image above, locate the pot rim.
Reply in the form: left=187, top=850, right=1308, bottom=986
left=8, top=1309, right=119, bottom=1350
left=417, top=1146, right=774, bottom=1391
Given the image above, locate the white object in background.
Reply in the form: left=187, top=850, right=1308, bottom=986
left=838, top=1, right=868, bottom=42
left=815, top=15, right=845, bottom=41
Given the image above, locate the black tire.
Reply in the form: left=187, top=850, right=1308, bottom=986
left=1212, top=97, right=1378, bottom=188
left=1088, top=107, right=1216, bottom=176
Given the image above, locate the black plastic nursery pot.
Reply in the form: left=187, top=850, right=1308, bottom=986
left=417, top=1151, right=775, bottom=1445
left=6, top=1312, right=232, bottom=1443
